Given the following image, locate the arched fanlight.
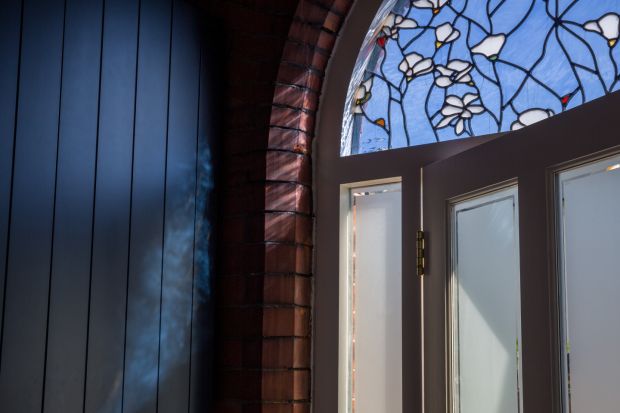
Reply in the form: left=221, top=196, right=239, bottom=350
left=342, top=0, right=620, bottom=156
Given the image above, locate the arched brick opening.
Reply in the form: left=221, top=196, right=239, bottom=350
left=212, top=1, right=354, bottom=412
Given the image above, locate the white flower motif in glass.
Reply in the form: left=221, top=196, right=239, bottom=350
left=412, top=0, right=449, bottom=14
left=399, top=52, right=434, bottom=80
left=353, top=77, right=373, bottom=114
left=382, top=13, right=418, bottom=39
left=511, top=109, right=555, bottom=131
left=435, top=23, right=460, bottom=49
left=584, top=13, right=620, bottom=47
left=342, top=0, right=620, bottom=156
left=435, top=60, right=473, bottom=88
left=471, top=34, right=506, bottom=61
left=437, top=94, right=484, bottom=135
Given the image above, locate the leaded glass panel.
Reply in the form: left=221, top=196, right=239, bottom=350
left=342, top=0, right=620, bottom=156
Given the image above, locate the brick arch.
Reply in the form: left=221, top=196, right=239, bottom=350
left=214, top=1, right=354, bottom=412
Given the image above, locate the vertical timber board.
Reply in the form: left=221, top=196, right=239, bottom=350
left=158, top=1, right=201, bottom=411
left=0, top=0, right=22, bottom=347
left=189, top=26, right=215, bottom=413
left=122, top=0, right=171, bottom=412
left=84, top=0, right=139, bottom=412
left=42, top=0, right=103, bottom=411
left=0, top=0, right=65, bottom=411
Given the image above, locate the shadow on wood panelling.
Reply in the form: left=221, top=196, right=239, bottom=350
left=0, top=0, right=217, bottom=412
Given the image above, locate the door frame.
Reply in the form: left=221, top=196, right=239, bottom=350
left=422, top=91, right=620, bottom=413
left=313, top=0, right=620, bottom=410
left=313, top=2, right=497, bottom=412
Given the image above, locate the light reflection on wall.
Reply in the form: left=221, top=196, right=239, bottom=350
left=115, top=140, right=214, bottom=413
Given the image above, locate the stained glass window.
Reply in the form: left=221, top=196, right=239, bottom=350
left=342, top=0, right=620, bottom=156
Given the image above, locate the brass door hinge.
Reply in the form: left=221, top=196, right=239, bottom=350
left=416, top=230, right=425, bottom=276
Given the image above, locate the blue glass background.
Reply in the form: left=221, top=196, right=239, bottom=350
left=347, top=0, right=620, bottom=155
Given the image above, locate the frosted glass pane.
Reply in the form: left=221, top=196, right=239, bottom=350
left=452, top=187, right=522, bottom=413
left=350, top=185, right=402, bottom=413
left=558, top=155, right=620, bottom=413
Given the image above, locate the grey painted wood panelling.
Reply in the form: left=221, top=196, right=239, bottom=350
left=0, top=1, right=214, bottom=412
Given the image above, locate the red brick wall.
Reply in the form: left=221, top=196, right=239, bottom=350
left=204, top=0, right=354, bottom=411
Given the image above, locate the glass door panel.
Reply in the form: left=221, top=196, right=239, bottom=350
left=450, top=186, right=522, bottom=413
left=558, top=154, right=620, bottom=412
left=422, top=92, right=620, bottom=413
left=344, top=184, right=402, bottom=413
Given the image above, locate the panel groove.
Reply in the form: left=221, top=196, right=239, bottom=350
left=119, top=0, right=143, bottom=411
left=189, top=31, right=214, bottom=412
left=156, top=1, right=175, bottom=411
left=0, top=0, right=25, bottom=375
left=122, top=0, right=172, bottom=410
left=84, top=0, right=140, bottom=409
left=40, top=0, right=69, bottom=410
left=186, top=45, right=202, bottom=413
left=82, top=1, right=107, bottom=411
